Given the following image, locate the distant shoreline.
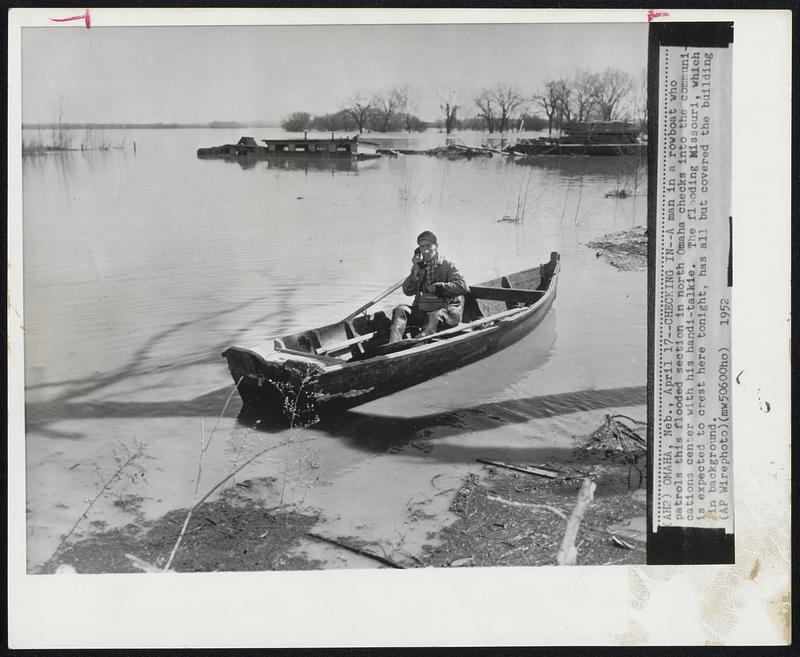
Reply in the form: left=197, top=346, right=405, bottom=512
left=22, top=122, right=280, bottom=130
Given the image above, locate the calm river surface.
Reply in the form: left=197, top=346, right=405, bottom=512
left=21, top=128, right=647, bottom=570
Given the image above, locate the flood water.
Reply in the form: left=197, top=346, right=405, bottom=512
left=21, top=127, right=647, bottom=570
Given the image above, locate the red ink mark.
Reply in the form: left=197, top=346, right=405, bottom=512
left=647, top=9, right=670, bottom=22
left=49, top=9, right=91, bottom=29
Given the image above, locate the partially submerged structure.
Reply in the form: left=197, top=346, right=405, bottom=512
left=508, top=121, right=646, bottom=157
left=197, top=135, right=381, bottom=160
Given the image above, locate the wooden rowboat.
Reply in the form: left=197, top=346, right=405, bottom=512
left=222, top=252, right=560, bottom=424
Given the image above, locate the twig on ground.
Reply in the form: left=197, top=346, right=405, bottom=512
left=613, top=413, right=646, bottom=427
left=434, top=487, right=457, bottom=497
left=582, top=413, right=647, bottom=453
left=163, top=377, right=241, bottom=571
left=164, top=373, right=322, bottom=571
left=486, top=494, right=568, bottom=520
left=51, top=443, right=146, bottom=561
left=163, top=433, right=314, bottom=571
left=477, top=458, right=560, bottom=479
left=496, top=543, right=533, bottom=563
left=126, top=553, right=173, bottom=573
left=306, top=532, right=405, bottom=569
left=556, top=478, right=596, bottom=565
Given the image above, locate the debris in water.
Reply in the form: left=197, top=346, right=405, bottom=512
left=605, top=189, right=631, bottom=198
left=397, top=144, right=493, bottom=159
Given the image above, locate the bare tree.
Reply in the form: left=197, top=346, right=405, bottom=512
left=492, top=84, right=525, bottom=133
left=373, top=87, right=407, bottom=132
left=553, top=79, right=573, bottom=125
left=534, top=79, right=572, bottom=135
left=392, top=87, right=408, bottom=132
left=567, top=71, right=596, bottom=125
left=474, top=89, right=496, bottom=133
left=629, top=67, right=648, bottom=132
left=438, top=89, right=460, bottom=134
left=587, top=68, right=635, bottom=121
left=533, top=80, right=565, bottom=135
left=396, top=84, right=421, bottom=133
left=344, top=94, right=374, bottom=134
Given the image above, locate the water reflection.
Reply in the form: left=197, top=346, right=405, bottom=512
left=512, top=153, right=646, bottom=178
left=25, top=388, right=235, bottom=440
left=198, top=153, right=363, bottom=173
left=23, top=295, right=273, bottom=440
left=264, top=156, right=366, bottom=173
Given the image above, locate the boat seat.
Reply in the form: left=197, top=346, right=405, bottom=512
left=310, top=320, right=379, bottom=360
left=477, top=299, right=508, bottom=317
left=317, top=331, right=376, bottom=356
left=311, top=324, right=350, bottom=353
left=506, top=272, right=542, bottom=289
left=272, top=345, right=344, bottom=365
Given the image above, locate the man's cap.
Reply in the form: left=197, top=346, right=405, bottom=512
left=416, top=230, right=438, bottom=245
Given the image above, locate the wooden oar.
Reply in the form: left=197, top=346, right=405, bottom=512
left=343, top=277, right=406, bottom=322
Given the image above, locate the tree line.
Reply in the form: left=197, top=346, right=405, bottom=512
left=282, top=85, right=427, bottom=134
left=282, top=67, right=645, bottom=135
left=533, top=68, right=646, bottom=135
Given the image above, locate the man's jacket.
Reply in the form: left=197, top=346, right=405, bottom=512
left=402, top=255, right=469, bottom=312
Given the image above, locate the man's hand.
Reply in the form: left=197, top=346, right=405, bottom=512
left=426, top=283, right=448, bottom=297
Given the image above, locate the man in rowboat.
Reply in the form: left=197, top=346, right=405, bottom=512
left=388, top=230, right=469, bottom=344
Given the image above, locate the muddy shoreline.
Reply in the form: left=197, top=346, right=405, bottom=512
left=586, top=225, right=648, bottom=271
left=42, top=436, right=646, bottom=574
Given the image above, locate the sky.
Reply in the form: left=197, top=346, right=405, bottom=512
left=21, top=21, right=648, bottom=125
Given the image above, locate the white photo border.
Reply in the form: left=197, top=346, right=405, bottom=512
left=8, top=7, right=792, bottom=648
